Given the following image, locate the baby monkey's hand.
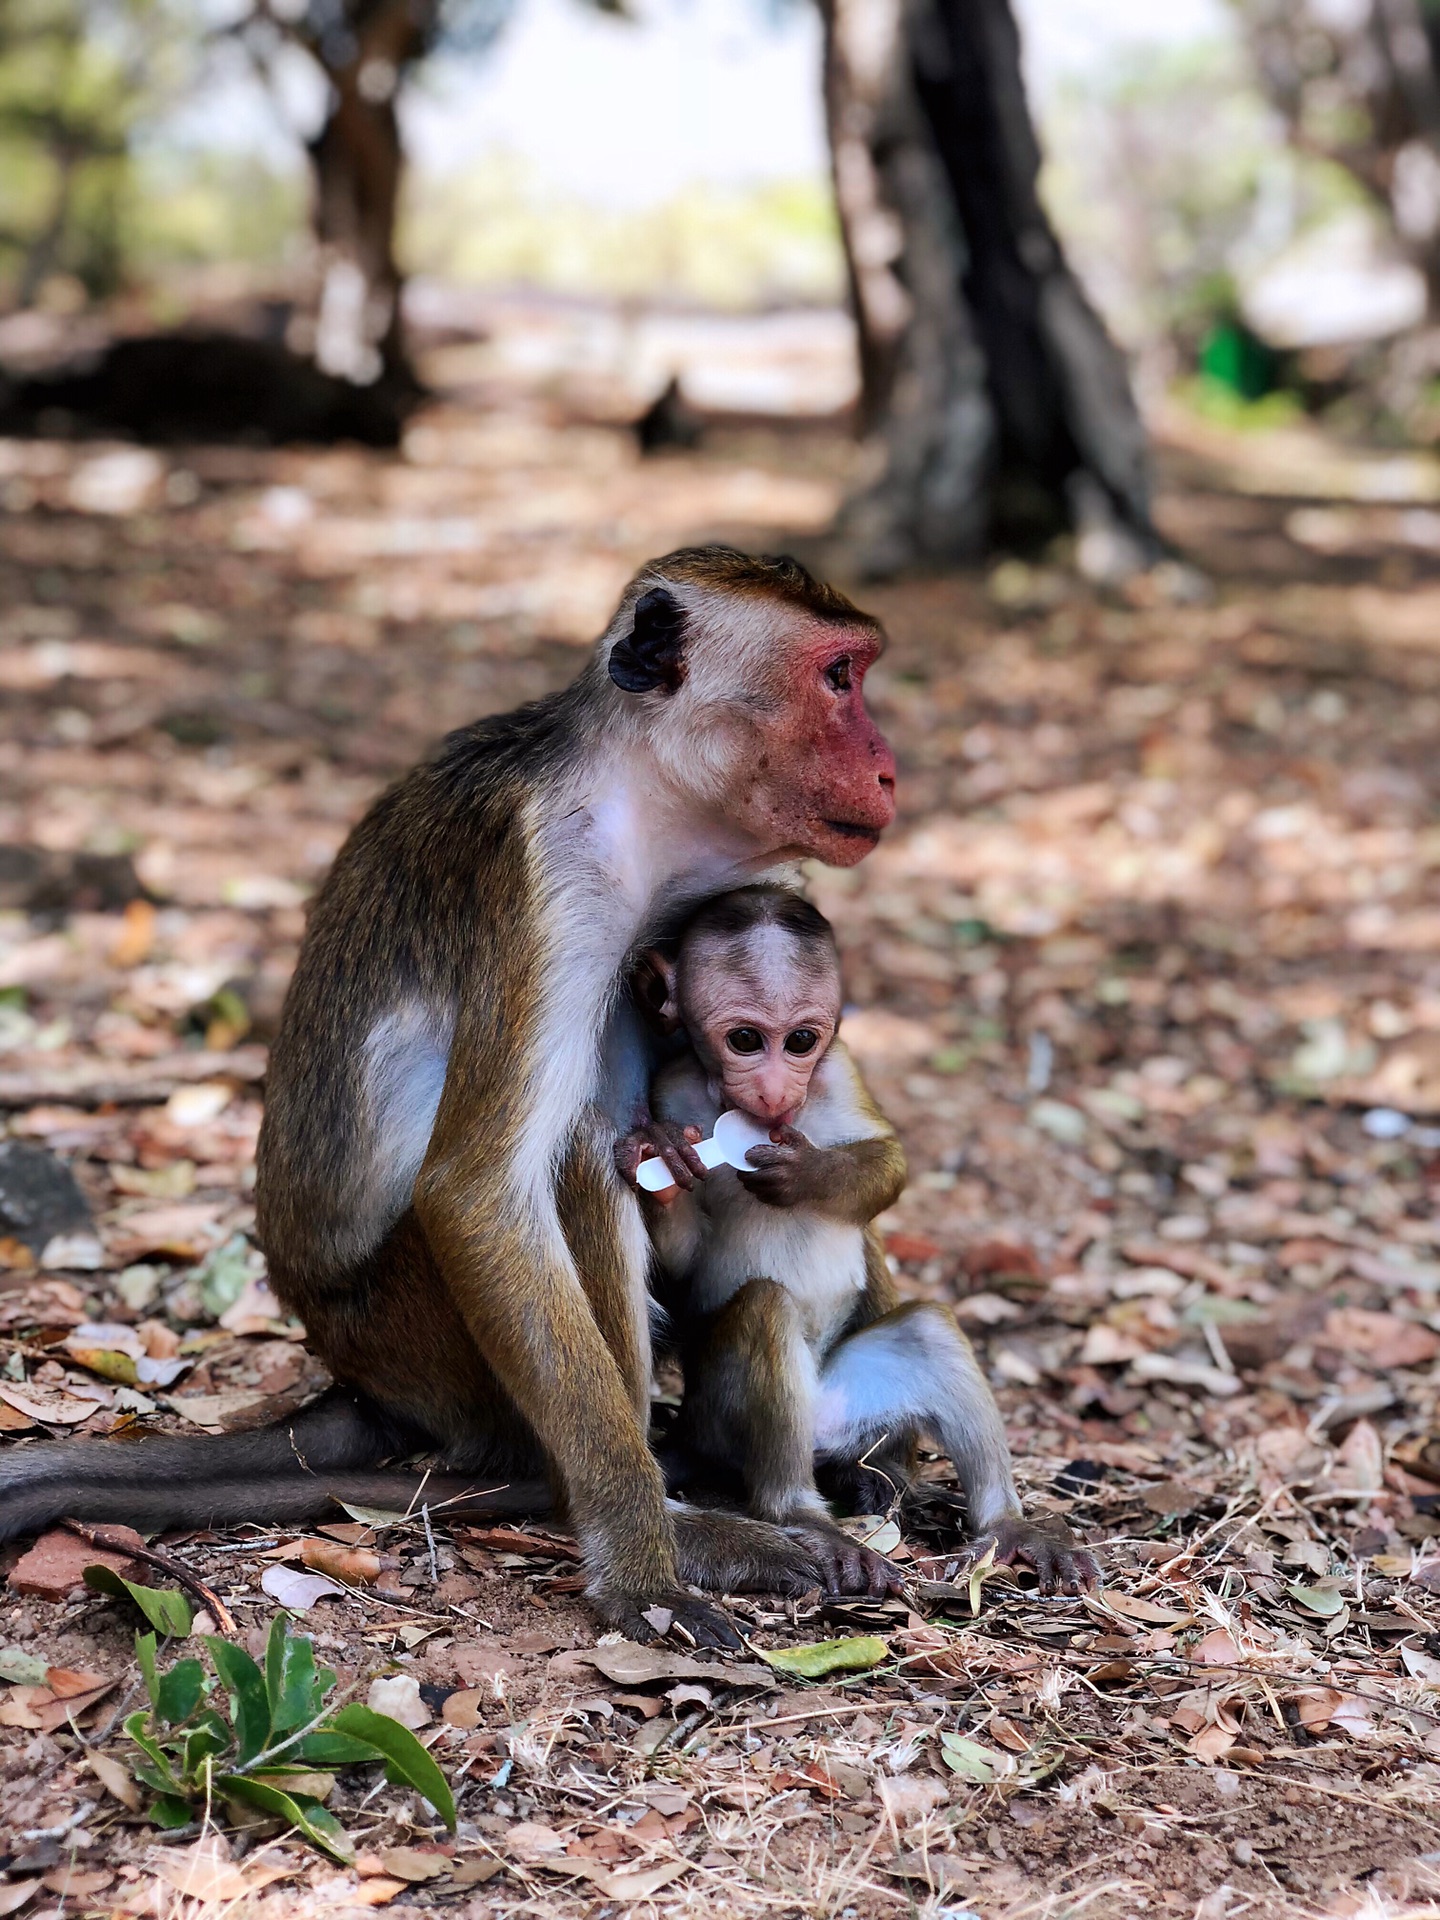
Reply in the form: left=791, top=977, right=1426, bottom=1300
left=738, top=1124, right=823, bottom=1209
left=616, top=1121, right=707, bottom=1200
left=964, top=1514, right=1099, bottom=1596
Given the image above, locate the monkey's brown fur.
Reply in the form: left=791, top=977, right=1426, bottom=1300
left=0, top=549, right=899, bottom=1647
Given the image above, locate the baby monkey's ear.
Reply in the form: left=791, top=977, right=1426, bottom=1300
left=634, top=947, right=682, bottom=1033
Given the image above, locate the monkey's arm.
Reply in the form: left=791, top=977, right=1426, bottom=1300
left=739, top=1127, right=905, bottom=1224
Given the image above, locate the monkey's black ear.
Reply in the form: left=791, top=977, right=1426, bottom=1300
left=609, top=586, right=688, bottom=694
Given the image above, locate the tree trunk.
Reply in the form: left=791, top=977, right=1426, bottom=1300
left=306, top=0, right=434, bottom=389
left=820, top=0, right=1154, bottom=574
left=310, top=80, right=407, bottom=386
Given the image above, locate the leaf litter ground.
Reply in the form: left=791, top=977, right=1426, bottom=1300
left=2, top=320, right=1440, bottom=1917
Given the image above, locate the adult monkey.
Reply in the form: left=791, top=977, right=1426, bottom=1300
left=0, top=548, right=896, bottom=1648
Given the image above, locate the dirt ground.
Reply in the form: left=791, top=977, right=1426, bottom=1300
left=3, top=316, right=1440, bottom=1919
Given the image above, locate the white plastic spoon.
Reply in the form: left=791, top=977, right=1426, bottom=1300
left=635, top=1108, right=776, bottom=1194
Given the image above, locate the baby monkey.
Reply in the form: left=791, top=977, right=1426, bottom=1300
left=617, top=886, right=1097, bottom=1596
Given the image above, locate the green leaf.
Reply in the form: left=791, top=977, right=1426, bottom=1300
left=135, top=1631, right=161, bottom=1713
left=757, top=1635, right=889, bottom=1679
left=191, top=1233, right=260, bottom=1319
left=264, top=1615, right=319, bottom=1735
left=123, top=1709, right=181, bottom=1791
left=938, top=1731, right=1006, bottom=1783
left=329, top=1704, right=456, bottom=1828
left=0, top=1647, right=50, bottom=1686
left=132, top=1760, right=180, bottom=1797
left=150, top=1794, right=195, bottom=1829
left=181, top=1711, right=233, bottom=1777
left=217, top=1776, right=354, bottom=1861
left=83, top=1566, right=192, bottom=1638
left=1020, top=1746, right=1064, bottom=1785
left=296, top=1731, right=384, bottom=1767
left=205, top=1637, right=271, bottom=1765
left=1286, top=1583, right=1345, bottom=1617
left=157, top=1658, right=205, bottom=1727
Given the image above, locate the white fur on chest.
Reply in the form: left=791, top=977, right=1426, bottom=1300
left=686, top=1174, right=867, bottom=1347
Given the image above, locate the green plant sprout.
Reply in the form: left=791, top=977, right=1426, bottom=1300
left=87, top=1570, right=454, bottom=1861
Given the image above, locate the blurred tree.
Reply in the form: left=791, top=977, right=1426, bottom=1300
left=0, top=0, right=189, bottom=307
left=230, top=0, right=512, bottom=387
left=819, top=0, right=1154, bottom=574
left=1238, top=0, right=1440, bottom=314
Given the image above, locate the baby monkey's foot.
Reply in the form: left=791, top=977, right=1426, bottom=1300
left=784, top=1519, right=904, bottom=1598
left=965, top=1515, right=1099, bottom=1596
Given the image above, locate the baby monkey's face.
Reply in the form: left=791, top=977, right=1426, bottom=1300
left=679, top=926, right=841, bottom=1127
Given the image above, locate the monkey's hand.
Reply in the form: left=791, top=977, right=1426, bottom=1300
left=965, top=1514, right=1099, bottom=1597
left=596, top=1585, right=744, bottom=1651
left=615, top=1121, right=708, bottom=1198
left=737, top=1125, right=824, bottom=1209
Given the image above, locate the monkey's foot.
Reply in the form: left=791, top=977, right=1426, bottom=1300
left=671, top=1505, right=824, bottom=1598
left=966, top=1515, right=1099, bottom=1596
left=784, top=1520, right=903, bottom=1598
left=596, top=1587, right=743, bottom=1651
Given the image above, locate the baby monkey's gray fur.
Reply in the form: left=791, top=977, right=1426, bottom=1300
left=622, top=885, right=1097, bottom=1596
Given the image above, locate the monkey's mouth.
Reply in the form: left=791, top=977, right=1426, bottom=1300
left=823, top=819, right=883, bottom=844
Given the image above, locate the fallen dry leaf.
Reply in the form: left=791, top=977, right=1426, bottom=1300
left=1188, top=1724, right=1237, bottom=1763
left=379, top=1848, right=449, bottom=1883
left=1321, top=1306, right=1440, bottom=1369
left=40, top=1866, right=111, bottom=1898
left=260, top=1564, right=347, bottom=1611
left=1190, top=1628, right=1240, bottom=1666
left=578, top=1641, right=775, bottom=1689
left=551, top=1859, right=693, bottom=1901
left=150, top=1840, right=251, bottom=1903
left=86, top=1749, right=141, bottom=1810
left=0, top=1385, right=99, bottom=1426
left=505, top=1821, right=569, bottom=1864
left=301, top=1537, right=382, bottom=1584
left=366, top=1672, right=431, bottom=1729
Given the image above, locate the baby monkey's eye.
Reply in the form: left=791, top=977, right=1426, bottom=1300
left=784, top=1028, right=819, bottom=1056
left=726, top=1026, right=765, bottom=1054
left=823, top=655, right=853, bottom=692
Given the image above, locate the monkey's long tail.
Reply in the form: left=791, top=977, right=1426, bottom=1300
left=0, top=1388, right=550, bottom=1541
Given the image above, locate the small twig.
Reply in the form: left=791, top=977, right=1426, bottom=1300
left=421, top=1502, right=439, bottom=1585
left=60, top=1518, right=237, bottom=1634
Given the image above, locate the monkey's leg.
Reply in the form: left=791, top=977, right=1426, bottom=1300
left=815, top=1303, right=1098, bottom=1593
left=558, top=1120, right=830, bottom=1610
left=412, top=1126, right=804, bottom=1647
left=679, top=1279, right=901, bottom=1598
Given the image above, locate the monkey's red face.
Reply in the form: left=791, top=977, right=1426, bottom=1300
left=607, top=575, right=896, bottom=867
left=740, top=627, right=896, bottom=868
